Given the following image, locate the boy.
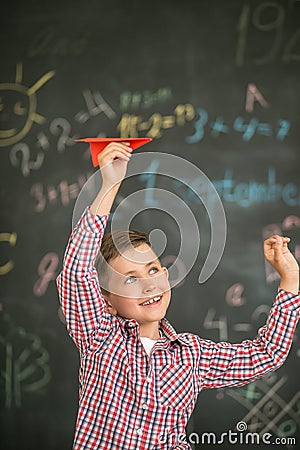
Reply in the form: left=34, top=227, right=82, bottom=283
left=57, top=142, right=300, bottom=449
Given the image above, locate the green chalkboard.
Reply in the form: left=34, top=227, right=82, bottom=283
left=1, top=0, right=300, bottom=448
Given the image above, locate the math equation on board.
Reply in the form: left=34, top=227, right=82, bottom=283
left=0, top=62, right=294, bottom=179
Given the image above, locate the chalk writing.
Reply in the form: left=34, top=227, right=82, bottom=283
left=10, top=117, right=79, bottom=177
left=203, top=283, right=279, bottom=342
left=0, top=319, right=51, bottom=408
left=30, top=172, right=92, bottom=212
left=227, top=285, right=270, bottom=334
left=203, top=304, right=268, bottom=342
left=33, top=253, right=59, bottom=297
left=0, top=62, right=55, bottom=147
left=245, top=83, right=269, bottom=113
left=226, top=373, right=300, bottom=442
left=0, top=232, right=17, bottom=276
left=117, top=103, right=195, bottom=138
left=187, top=107, right=290, bottom=144
left=119, top=87, right=172, bottom=111
left=138, top=159, right=161, bottom=206
left=213, top=168, right=300, bottom=208
left=236, top=1, right=300, bottom=67
left=49, top=117, right=78, bottom=152
left=226, top=283, right=246, bottom=307
left=7, top=84, right=116, bottom=176
left=74, top=89, right=116, bottom=124
left=27, top=27, right=90, bottom=57
left=117, top=93, right=292, bottom=143
left=203, top=308, right=228, bottom=341
left=10, top=142, right=45, bottom=177
left=173, top=168, right=300, bottom=209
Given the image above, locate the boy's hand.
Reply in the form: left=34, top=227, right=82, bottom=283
left=90, top=142, right=132, bottom=215
left=98, top=142, right=133, bottom=188
left=264, top=235, right=299, bottom=293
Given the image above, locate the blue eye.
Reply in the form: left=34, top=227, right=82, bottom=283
left=149, top=267, right=159, bottom=275
left=124, top=276, right=137, bottom=285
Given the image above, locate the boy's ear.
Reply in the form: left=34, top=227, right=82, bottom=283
left=162, top=266, right=169, bottom=278
left=103, top=294, right=118, bottom=315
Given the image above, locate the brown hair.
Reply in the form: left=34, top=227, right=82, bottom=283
left=96, top=229, right=151, bottom=296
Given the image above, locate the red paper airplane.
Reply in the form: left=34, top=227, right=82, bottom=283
left=76, top=137, right=152, bottom=167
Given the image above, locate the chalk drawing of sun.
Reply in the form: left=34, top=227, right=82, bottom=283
left=0, top=62, right=55, bottom=147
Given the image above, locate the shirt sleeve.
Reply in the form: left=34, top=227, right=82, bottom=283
left=198, top=288, right=300, bottom=390
left=56, top=206, right=112, bottom=355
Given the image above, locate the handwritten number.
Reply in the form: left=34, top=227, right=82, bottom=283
left=186, top=108, right=208, bottom=144
left=174, top=104, right=195, bottom=126
left=253, top=3, right=284, bottom=65
left=50, top=118, right=76, bottom=152
left=203, top=308, right=228, bottom=341
left=226, top=283, right=246, bottom=307
left=33, top=253, right=59, bottom=297
left=10, top=144, right=44, bottom=177
left=236, top=3, right=251, bottom=67
left=146, top=113, right=163, bottom=138
left=139, top=160, right=160, bottom=206
left=283, top=28, right=300, bottom=62
left=30, top=183, right=46, bottom=213
left=235, top=2, right=300, bottom=66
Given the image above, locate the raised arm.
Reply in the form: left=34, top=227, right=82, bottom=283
left=198, top=235, right=300, bottom=390
left=90, top=141, right=132, bottom=215
left=56, top=142, right=133, bottom=354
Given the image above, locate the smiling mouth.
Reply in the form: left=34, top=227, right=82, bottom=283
left=140, top=296, right=162, bottom=307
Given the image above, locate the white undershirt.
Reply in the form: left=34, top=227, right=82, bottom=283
left=140, top=337, right=158, bottom=356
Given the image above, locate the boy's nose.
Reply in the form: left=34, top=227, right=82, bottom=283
left=142, top=281, right=156, bottom=295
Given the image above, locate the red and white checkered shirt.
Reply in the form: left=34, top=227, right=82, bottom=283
left=56, top=207, right=300, bottom=450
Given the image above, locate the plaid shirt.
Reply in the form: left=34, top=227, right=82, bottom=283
left=57, top=207, right=300, bottom=450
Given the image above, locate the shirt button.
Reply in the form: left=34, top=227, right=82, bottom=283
left=136, top=428, right=143, bottom=436
left=142, top=402, right=148, bottom=409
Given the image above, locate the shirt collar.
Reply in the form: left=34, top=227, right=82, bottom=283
left=117, top=315, right=192, bottom=347
left=160, top=318, right=192, bottom=347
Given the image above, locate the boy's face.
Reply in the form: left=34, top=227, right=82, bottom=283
left=104, top=243, right=171, bottom=331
